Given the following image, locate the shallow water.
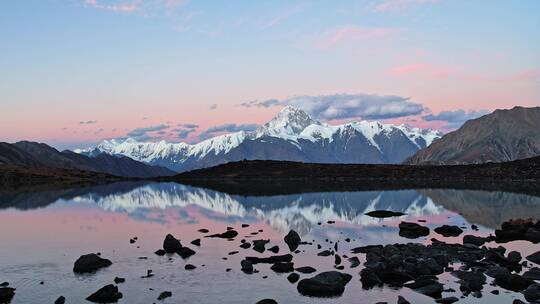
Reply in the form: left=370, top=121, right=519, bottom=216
left=0, top=182, right=539, bottom=303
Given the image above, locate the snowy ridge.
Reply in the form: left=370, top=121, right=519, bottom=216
left=68, top=183, right=441, bottom=234
left=75, top=106, right=442, bottom=171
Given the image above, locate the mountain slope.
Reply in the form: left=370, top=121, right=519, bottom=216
left=1, top=141, right=175, bottom=178
left=405, top=106, right=540, bottom=165
left=78, top=106, right=442, bottom=172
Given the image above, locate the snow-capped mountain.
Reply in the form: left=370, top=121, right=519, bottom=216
left=76, top=106, right=442, bottom=172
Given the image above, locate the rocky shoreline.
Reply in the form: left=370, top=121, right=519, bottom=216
left=1, top=215, right=540, bottom=303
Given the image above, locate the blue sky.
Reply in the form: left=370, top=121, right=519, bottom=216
left=1, top=0, right=539, bottom=149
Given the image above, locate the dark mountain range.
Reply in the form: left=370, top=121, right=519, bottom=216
left=0, top=141, right=175, bottom=178
left=405, top=106, right=540, bottom=165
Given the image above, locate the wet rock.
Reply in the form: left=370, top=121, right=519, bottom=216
left=163, top=234, right=183, bottom=253
left=397, top=296, right=410, bottom=304
left=284, top=230, right=301, bottom=252
left=317, top=250, right=332, bottom=256
left=495, top=219, right=540, bottom=243
left=154, top=249, right=166, bottom=256
left=398, top=222, right=430, bottom=239
left=463, top=234, right=490, bottom=246
left=157, top=291, right=172, bottom=300
left=403, top=277, right=443, bottom=298
left=241, top=224, right=250, bottom=228
left=526, top=251, right=540, bottom=265
left=495, top=272, right=534, bottom=292
left=177, top=247, right=196, bottom=259
left=360, top=268, right=382, bottom=288
left=252, top=239, right=270, bottom=253
left=297, top=271, right=352, bottom=297
left=334, top=254, right=341, bottom=265
left=198, top=228, right=209, bottom=233
left=523, top=267, right=540, bottom=280
left=348, top=257, right=360, bottom=268
left=327, top=221, right=335, bottom=224
left=240, top=242, right=251, bottom=249
left=523, top=283, right=540, bottom=303
left=113, top=277, right=125, bottom=284
left=434, top=225, right=463, bottom=237
left=129, top=238, right=136, bottom=244
left=435, top=297, right=459, bottom=304
left=190, top=239, right=201, bottom=246
left=287, top=273, right=300, bottom=283
left=228, top=251, right=239, bottom=255
left=185, top=264, right=196, bottom=270
left=452, top=270, right=486, bottom=292
left=0, top=282, right=7, bottom=287
left=73, top=253, right=112, bottom=273
left=270, top=262, right=294, bottom=273
left=0, top=287, right=15, bottom=303
left=365, top=210, right=405, bottom=218
left=513, top=300, right=527, bottom=304
left=246, top=254, right=293, bottom=264
left=255, top=299, right=277, bottom=304
left=241, top=259, right=254, bottom=274
left=295, top=266, right=316, bottom=274
left=507, top=250, right=522, bottom=265
left=268, top=246, right=279, bottom=254
left=141, top=269, right=154, bottom=278
left=206, top=230, right=238, bottom=239
left=351, top=245, right=383, bottom=254
left=226, top=226, right=234, bottom=231
left=86, top=284, right=123, bottom=303
left=54, top=296, right=65, bottom=304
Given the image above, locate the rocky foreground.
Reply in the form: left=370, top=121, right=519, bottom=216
left=2, top=216, right=540, bottom=303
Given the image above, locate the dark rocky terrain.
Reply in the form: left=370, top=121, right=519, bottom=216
left=406, top=106, right=540, bottom=165
left=171, top=156, right=540, bottom=182
left=0, top=165, right=121, bottom=188
left=0, top=141, right=175, bottom=178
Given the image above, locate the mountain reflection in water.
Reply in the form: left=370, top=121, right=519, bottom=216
left=2, top=182, right=539, bottom=232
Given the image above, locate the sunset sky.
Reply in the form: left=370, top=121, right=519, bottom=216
left=1, top=0, right=539, bottom=149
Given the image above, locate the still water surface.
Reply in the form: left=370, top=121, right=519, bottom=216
left=0, top=182, right=539, bottom=303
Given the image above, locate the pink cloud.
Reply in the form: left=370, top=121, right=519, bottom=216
left=84, top=0, right=139, bottom=13
left=385, top=63, right=453, bottom=79
left=375, top=0, right=439, bottom=13
left=510, top=69, right=540, bottom=82
left=317, top=25, right=400, bottom=49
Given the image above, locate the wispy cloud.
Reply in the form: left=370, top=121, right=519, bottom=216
left=263, top=3, right=305, bottom=29
left=80, top=120, right=98, bottom=125
left=422, top=109, right=489, bottom=129
left=374, top=0, right=439, bottom=13
left=209, top=104, right=218, bottom=110
left=127, top=123, right=170, bottom=141
left=199, top=123, right=259, bottom=140
left=84, top=0, right=139, bottom=13
left=509, top=69, right=540, bottom=82
left=385, top=63, right=453, bottom=79
left=315, top=25, right=401, bottom=49
left=240, top=99, right=280, bottom=108
left=240, top=94, right=426, bottom=120
left=172, top=123, right=199, bottom=139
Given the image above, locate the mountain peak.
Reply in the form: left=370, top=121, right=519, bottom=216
left=257, top=106, right=320, bottom=137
